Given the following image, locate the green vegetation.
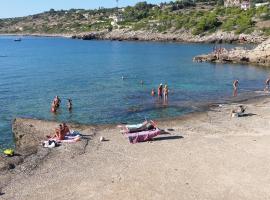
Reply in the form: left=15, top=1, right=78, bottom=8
left=0, top=1, right=269, bottom=36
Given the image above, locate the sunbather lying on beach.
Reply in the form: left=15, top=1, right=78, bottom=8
left=117, top=120, right=157, bottom=133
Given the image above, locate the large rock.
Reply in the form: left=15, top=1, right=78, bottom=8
left=12, top=118, right=97, bottom=155
left=12, top=118, right=60, bottom=155
left=193, top=38, right=270, bottom=67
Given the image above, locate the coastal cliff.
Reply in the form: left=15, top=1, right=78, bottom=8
left=193, top=38, right=270, bottom=66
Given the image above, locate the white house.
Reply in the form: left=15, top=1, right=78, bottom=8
left=241, top=1, right=250, bottom=10
left=109, top=14, right=124, bottom=27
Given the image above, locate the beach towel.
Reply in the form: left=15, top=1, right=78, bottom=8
left=126, top=128, right=161, bottom=144
left=43, top=131, right=82, bottom=146
left=60, top=131, right=82, bottom=143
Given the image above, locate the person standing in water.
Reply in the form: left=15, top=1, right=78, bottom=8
left=53, top=96, right=61, bottom=108
left=233, top=80, right=239, bottom=97
left=265, top=78, right=270, bottom=92
left=163, top=84, right=169, bottom=102
left=158, top=83, right=163, bottom=99
left=67, top=99, right=72, bottom=111
left=151, top=88, right=155, bottom=96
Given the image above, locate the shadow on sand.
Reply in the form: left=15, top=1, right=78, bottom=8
left=154, top=135, right=184, bottom=141
left=238, top=113, right=257, bottom=117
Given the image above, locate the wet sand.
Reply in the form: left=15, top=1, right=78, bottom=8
left=2, top=93, right=270, bottom=200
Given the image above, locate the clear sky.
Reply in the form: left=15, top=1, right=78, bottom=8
left=0, top=0, right=167, bottom=19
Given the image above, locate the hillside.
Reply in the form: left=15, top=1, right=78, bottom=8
left=0, top=1, right=270, bottom=42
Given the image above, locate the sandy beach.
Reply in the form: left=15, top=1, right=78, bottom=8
left=1, top=92, right=270, bottom=200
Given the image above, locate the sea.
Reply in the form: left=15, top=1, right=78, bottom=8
left=0, top=36, right=269, bottom=148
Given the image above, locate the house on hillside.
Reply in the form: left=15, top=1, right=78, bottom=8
left=224, top=0, right=250, bottom=10
left=109, top=14, right=124, bottom=27
left=224, top=0, right=241, bottom=7
left=241, top=1, right=250, bottom=10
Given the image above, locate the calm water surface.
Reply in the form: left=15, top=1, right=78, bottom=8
left=0, top=36, right=269, bottom=148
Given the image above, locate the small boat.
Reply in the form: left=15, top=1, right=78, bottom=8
left=14, top=38, right=22, bottom=42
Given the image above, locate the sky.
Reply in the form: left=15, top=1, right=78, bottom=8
left=0, top=0, right=167, bottom=19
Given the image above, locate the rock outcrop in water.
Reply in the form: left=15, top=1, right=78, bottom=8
left=193, top=38, right=270, bottom=67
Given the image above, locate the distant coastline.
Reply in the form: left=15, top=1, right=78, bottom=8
left=0, top=30, right=267, bottom=44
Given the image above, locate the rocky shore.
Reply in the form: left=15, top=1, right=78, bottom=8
left=2, top=29, right=266, bottom=44
left=72, top=29, right=267, bottom=44
left=193, top=38, right=270, bottom=67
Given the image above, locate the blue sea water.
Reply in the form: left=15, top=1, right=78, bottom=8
left=0, top=36, right=269, bottom=148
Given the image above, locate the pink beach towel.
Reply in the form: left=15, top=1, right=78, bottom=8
left=126, top=128, right=161, bottom=144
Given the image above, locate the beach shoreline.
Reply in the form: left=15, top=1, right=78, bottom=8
left=1, top=91, right=270, bottom=199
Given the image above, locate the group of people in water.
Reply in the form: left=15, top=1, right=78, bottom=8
left=151, top=83, right=169, bottom=102
left=232, top=77, right=270, bottom=97
left=51, top=96, right=72, bottom=113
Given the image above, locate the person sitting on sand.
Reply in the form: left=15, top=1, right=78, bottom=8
left=265, top=78, right=270, bottom=92
left=62, top=123, right=70, bottom=135
left=53, top=124, right=65, bottom=140
left=67, top=98, right=72, bottom=111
